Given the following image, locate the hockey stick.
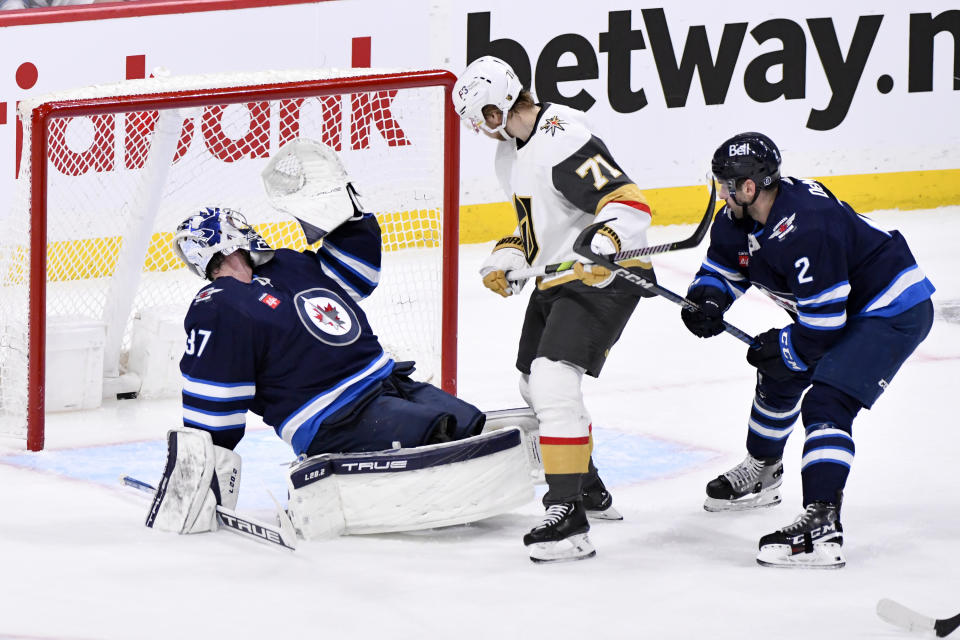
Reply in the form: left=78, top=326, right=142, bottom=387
left=121, top=475, right=298, bottom=551
left=505, top=182, right=717, bottom=282
left=877, top=598, right=960, bottom=637
left=572, top=224, right=755, bottom=346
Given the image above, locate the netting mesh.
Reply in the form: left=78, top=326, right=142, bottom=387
left=1, top=70, right=453, bottom=444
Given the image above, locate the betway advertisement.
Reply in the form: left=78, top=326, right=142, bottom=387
left=0, top=0, right=957, bottom=224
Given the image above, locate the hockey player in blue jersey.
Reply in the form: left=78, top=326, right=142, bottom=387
left=170, top=204, right=483, bottom=456
left=681, top=132, right=935, bottom=568
left=145, top=140, right=492, bottom=537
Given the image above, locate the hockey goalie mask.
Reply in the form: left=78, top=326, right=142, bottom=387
left=173, top=207, right=275, bottom=280
left=452, top=55, right=522, bottom=139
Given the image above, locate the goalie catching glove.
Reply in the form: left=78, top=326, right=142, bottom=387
left=145, top=427, right=241, bottom=534
left=481, top=236, right=528, bottom=297
left=261, top=138, right=363, bottom=244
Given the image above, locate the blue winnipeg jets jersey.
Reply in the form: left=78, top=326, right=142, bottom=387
left=691, top=177, right=935, bottom=369
left=179, top=213, right=394, bottom=456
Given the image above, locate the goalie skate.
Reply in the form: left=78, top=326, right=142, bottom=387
left=756, top=502, right=845, bottom=569
left=523, top=502, right=596, bottom=563
left=704, top=454, right=783, bottom=512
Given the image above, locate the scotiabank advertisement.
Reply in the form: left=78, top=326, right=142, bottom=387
left=0, top=0, right=957, bottom=226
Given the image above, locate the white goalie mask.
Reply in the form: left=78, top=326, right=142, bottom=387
left=452, top=55, right=523, bottom=139
left=173, top=207, right=274, bottom=280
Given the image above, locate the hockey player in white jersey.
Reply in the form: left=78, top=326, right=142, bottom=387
left=453, top=56, right=657, bottom=563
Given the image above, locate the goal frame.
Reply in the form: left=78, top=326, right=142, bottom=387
left=22, top=69, right=461, bottom=451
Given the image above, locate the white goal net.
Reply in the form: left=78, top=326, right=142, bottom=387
left=2, top=68, right=460, bottom=450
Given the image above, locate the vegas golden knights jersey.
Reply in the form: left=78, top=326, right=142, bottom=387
left=494, top=102, right=652, bottom=286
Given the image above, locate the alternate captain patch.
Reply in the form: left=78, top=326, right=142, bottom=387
left=259, top=293, right=281, bottom=309
left=539, top=115, right=567, bottom=136
left=294, top=288, right=361, bottom=345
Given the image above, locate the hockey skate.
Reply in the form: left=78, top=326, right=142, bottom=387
left=523, top=502, right=595, bottom=563
left=582, top=475, right=623, bottom=521
left=756, top=502, right=844, bottom=569
left=704, top=454, right=783, bottom=512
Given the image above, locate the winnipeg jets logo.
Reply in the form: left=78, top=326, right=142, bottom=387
left=539, top=115, right=567, bottom=136
left=770, top=214, right=797, bottom=241
left=294, top=288, right=360, bottom=345
left=193, top=287, right=222, bottom=304
left=252, top=276, right=273, bottom=287
left=309, top=300, right=348, bottom=332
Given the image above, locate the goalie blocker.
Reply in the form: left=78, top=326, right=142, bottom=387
left=288, top=425, right=536, bottom=538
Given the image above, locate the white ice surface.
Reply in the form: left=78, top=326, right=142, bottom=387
left=1, top=208, right=958, bottom=640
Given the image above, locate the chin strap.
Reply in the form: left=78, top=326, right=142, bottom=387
left=732, top=187, right=761, bottom=221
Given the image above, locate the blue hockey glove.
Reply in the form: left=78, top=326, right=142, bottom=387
left=746, top=328, right=795, bottom=382
left=681, top=287, right=727, bottom=338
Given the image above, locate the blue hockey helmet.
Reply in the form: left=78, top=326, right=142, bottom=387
left=711, top=132, right=782, bottom=194
left=173, top=207, right=274, bottom=280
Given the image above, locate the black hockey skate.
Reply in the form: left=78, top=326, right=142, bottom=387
left=756, top=502, right=844, bottom=569
left=581, top=475, right=623, bottom=521
left=523, top=502, right=595, bottom=563
left=704, top=454, right=783, bottom=512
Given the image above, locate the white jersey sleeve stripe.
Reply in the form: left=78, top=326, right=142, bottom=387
left=183, top=407, right=247, bottom=429
left=321, top=242, right=380, bottom=286
left=797, top=310, right=847, bottom=329
left=318, top=262, right=365, bottom=302
left=797, top=282, right=851, bottom=307
left=182, top=375, right=255, bottom=401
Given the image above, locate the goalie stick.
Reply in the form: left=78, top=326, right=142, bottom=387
left=877, top=598, right=960, bottom=637
left=505, top=182, right=717, bottom=282
left=121, top=475, right=298, bottom=551
left=572, top=221, right=755, bottom=347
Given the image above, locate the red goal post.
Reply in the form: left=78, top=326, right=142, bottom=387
left=5, top=68, right=461, bottom=451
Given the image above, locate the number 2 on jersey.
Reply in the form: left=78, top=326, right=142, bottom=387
left=512, top=195, right=540, bottom=263
left=794, top=257, right=814, bottom=284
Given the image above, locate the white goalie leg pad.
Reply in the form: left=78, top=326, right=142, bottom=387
left=287, top=457, right=347, bottom=540
left=482, top=406, right=544, bottom=483
left=528, top=358, right=591, bottom=439
left=288, top=428, right=534, bottom=538
left=146, top=427, right=242, bottom=534
left=340, top=427, right=533, bottom=534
